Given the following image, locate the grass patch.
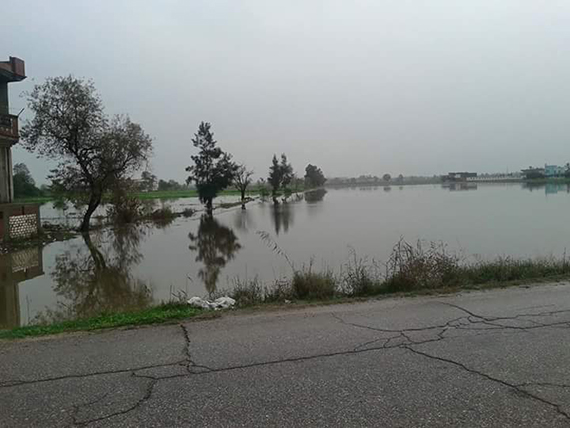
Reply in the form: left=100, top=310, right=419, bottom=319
left=14, top=196, right=53, bottom=204
left=0, top=303, right=204, bottom=340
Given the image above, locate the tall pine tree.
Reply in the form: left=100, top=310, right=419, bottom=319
left=186, top=122, right=237, bottom=212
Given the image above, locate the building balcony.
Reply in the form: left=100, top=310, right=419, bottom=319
left=0, top=114, right=19, bottom=143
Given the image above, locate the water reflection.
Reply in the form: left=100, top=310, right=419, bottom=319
left=271, top=203, right=293, bottom=235
left=45, top=226, right=153, bottom=323
left=442, top=183, right=478, bottom=191
left=188, top=214, right=241, bottom=295
left=233, top=208, right=255, bottom=232
left=522, top=182, right=570, bottom=195
left=0, top=247, right=44, bottom=328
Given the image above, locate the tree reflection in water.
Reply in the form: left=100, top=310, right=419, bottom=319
left=271, top=203, right=293, bottom=235
left=44, top=224, right=153, bottom=323
left=188, top=214, right=241, bottom=295
left=233, top=207, right=254, bottom=232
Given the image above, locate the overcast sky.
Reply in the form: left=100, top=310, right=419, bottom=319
left=3, top=0, right=570, bottom=184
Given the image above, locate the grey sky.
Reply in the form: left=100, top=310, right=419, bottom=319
left=3, top=0, right=570, bottom=184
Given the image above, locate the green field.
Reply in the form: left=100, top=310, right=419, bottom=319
left=14, top=187, right=268, bottom=204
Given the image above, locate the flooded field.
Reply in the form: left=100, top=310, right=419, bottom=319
left=2, top=182, right=570, bottom=328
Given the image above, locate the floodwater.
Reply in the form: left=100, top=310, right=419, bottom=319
left=2, top=182, right=570, bottom=328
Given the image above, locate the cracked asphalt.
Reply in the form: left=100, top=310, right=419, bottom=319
left=3, top=283, right=570, bottom=427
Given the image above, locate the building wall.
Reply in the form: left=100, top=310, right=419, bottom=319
left=0, top=145, right=12, bottom=203
left=545, top=165, right=565, bottom=177
left=0, top=81, right=8, bottom=114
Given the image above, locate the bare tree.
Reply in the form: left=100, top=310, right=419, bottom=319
left=21, top=76, right=153, bottom=232
left=234, top=164, right=254, bottom=209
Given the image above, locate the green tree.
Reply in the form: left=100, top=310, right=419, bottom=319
left=267, top=153, right=293, bottom=203
left=13, top=163, right=41, bottom=198
left=186, top=122, right=237, bottom=212
left=304, top=164, right=326, bottom=189
left=280, top=154, right=293, bottom=188
left=383, top=173, right=391, bottom=182
left=21, top=76, right=153, bottom=232
left=157, top=179, right=184, bottom=191
left=140, top=171, right=157, bottom=192
left=268, top=155, right=281, bottom=202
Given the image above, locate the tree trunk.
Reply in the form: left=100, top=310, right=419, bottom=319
left=79, top=192, right=101, bottom=232
left=205, top=198, right=213, bottom=214
left=241, top=189, right=246, bottom=210
left=82, top=232, right=107, bottom=270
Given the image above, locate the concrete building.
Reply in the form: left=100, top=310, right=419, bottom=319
left=442, top=172, right=477, bottom=182
left=544, top=164, right=566, bottom=178
left=0, top=57, right=26, bottom=203
left=521, top=167, right=546, bottom=179
left=0, top=57, right=40, bottom=241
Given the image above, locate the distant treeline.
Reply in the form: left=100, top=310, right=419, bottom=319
left=326, top=175, right=442, bottom=187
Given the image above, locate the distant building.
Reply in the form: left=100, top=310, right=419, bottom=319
left=442, top=172, right=477, bottom=182
left=544, top=164, right=566, bottom=178
left=521, top=167, right=545, bottom=179
left=521, top=164, right=568, bottom=179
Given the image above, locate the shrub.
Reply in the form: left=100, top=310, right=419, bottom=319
left=230, top=277, right=264, bottom=306
left=149, top=207, right=177, bottom=228
left=107, top=188, right=143, bottom=224
left=264, top=279, right=295, bottom=302
left=181, top=208, right=195, bottom=218
left=291, top=267, right=337, bottom=300
left=341, top=252, right=382, bottom=296
left=383, top=239, right=462, bottom=292
left=150, top=207, right=176, bottom=221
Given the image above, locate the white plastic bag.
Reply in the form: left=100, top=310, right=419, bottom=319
left=188, top=296, right=236, bottom=310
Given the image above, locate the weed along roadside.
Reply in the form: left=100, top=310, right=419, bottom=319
left=3, top=238, right=570, bottom=340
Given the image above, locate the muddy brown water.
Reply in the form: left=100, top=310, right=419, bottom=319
left=2, top=183, right=569, bottom=328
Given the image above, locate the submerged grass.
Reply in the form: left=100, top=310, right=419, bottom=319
left=225, top=238, right=570, bottom=306
left=3, top=238, right=570, bottom=340
left=15, top=188, right=266, bottom=204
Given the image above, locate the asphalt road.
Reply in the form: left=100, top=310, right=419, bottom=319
left=3, top=283, right=570, bottom=427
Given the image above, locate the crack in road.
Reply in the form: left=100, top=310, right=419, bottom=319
left=330, top=301, right=570, bottom=421
left=72, top=376, right=158, bottom=426
left=402, top=346, right=570, bottom=421
left=4, top=300, right=570, bottom=425
left=0, top=360, right=188, bottom=389
left=180, top=323, right=212, bottom=374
